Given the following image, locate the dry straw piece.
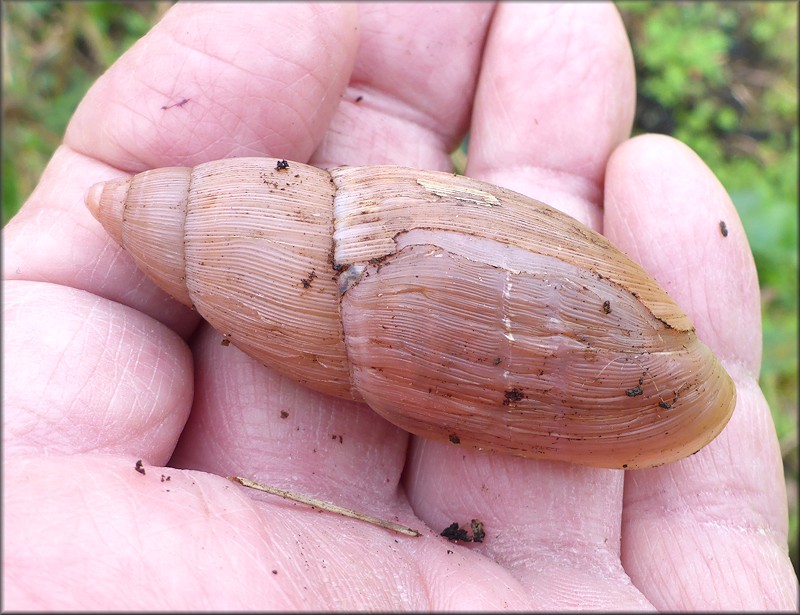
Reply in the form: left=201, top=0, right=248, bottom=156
left=229, top=476, right=421, bottom=537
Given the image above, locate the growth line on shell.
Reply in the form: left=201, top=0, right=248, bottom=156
left=592, top=356, right=687, bottom=408
left=228, top=476, right=421, bottom=537
left=592, top=354, right=644, bottom=382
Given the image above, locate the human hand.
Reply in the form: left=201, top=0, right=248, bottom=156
left=3, top=2, right=796, bottom=610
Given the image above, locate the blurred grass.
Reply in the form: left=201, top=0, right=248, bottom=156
left=3, top=0, right=798, bottom=576
left=2, top=1, right=173, bottom=219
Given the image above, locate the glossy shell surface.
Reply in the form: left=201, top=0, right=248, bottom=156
left=86, top=157, right=736, bottom=468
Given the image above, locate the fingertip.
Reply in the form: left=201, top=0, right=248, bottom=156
left=66, top=2, right=361, bottom=170
left=604, top=133, right=761, bottom=373
left=467, top=2, right=635, bottom=229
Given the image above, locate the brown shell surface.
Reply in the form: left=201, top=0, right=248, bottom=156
left=86, top=157, right=736, bottom=468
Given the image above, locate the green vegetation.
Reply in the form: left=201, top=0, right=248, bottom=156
left=3, top=0, right=797, bottom=576
left=2, top=1, right=172, bottom=222
left=618, top=2, right=798, bottom=575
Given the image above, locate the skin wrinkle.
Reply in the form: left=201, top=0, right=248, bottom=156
left=16, top=209, right=102, bottom=279
left=242, top=58, right=342, bottom=155
left=360, top=89, right=451, bottom=149
left=187, top=89, right=260, bottom=155
left=344, top=8, right=487, bottom=143
left=116, top=273, right=172, bottom=324
left=84, top=244, right=126, bottom=290
left=131, top=351, right=174, bottom=448
left=136, top=510, right=197, bottom=566
left=145, top=70, right=257, bottom=160
left=623, top=411, right=788, bottom=605
left=429, top=462, right=626, bottom=582
left=553, top=23, right=600, bottom=99
left=170, top=8, right=340, bottom=94
left=314, top=14, right=482, bottom=168
left=89, top=351, right=130, bottom=450
left=660, top=526, right=690, bottom=604
left=105, top=132, right=152, bottom=176
left=496, top=162, right=603, bottom=204
left=107, top=329, right=147, bottom=443
left=95, top=121, right=142, bottom=172
left=13, top=405, right=64, bottom=455
left=77, top=472, right=127, bottom=563
left=330, top=100, right=450, bottom=170
left=496, top=7, right=560, bottom=77
left=641, top=208, right=717, bottom=341
left=503, top=540, right=623, bottom=575
left=47, top=294, right=181, bottom=456
left=69, top=206, right=120, bottom=254
left=322, top=112, right=452, bottom=170
left=3, top=404, right=41, bottom=449
left=698, top=537, right=738, bottom=607
left=688, top=272, right=718, bottom=353
left=477, top=165, right=602, bottom=230
left=79, top=322, right=119, bottom=438
left=101, top=79, right=190, bottom=169
left=480, top=8, right=630, bottom=181
left=116, top=491, right=157, bottom=576
left=22, top=300, right=103, bottom=448
left=217, top=510, right=276, bottom=573
left=652, top=481, right=773, bottom=534
left=485, top=76, right=513, bottom=148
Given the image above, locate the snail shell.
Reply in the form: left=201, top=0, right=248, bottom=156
left=86, top=157, right=735, bottom=469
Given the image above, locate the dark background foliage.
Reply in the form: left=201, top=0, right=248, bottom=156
left=3, top=0, right=797, bottom=577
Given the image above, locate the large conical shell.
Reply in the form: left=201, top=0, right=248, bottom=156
left=86, top=157, right=736, bottom=468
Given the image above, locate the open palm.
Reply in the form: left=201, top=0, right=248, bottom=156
left=4, top=3, right=796, bottom=610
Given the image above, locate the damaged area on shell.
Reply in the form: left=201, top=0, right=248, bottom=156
left=337, top=264, right=367, bottom=295
left=330, top=165, right=694, bottom=333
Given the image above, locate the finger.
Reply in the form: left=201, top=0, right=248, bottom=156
left=3, top=281, right=192, bottom=463
left=3, top=3, right=359, bottom=457
left=467, top=1, right=635, bottom=228
left=404, top=3, right=646, bottom=608
left=66, top=2, right=359, bottom=172
left=311, top=1, right=495, bottom=169
left=607, top=135, right=797, bottom=610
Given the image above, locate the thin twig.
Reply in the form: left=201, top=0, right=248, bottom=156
left=228, top=475, right=421, bottom=537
